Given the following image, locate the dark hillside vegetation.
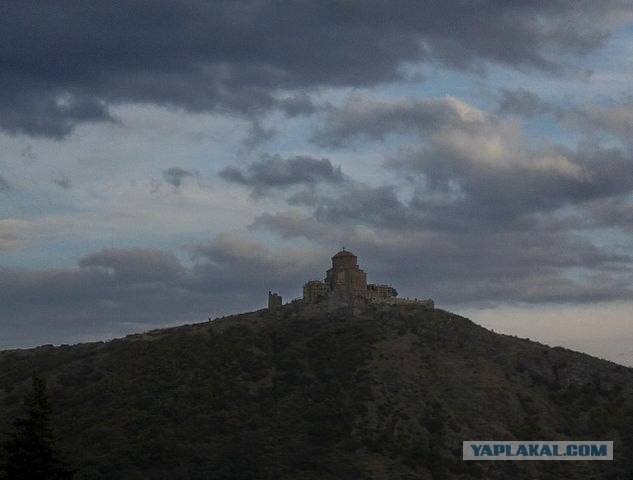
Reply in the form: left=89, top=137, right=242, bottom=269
left=1, top=302, right=632, bottom=479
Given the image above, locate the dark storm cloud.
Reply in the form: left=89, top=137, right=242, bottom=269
left=0, top=241, right=324, bottom=349
left=0, top=90, right=115, bottom=138
left=162, top=167, right=198, bottom=189
left=219, top=154, right=344, bottom=196
left=2, top=0, right=629, bottom=137
left=496, top=89, right=554, bottom=117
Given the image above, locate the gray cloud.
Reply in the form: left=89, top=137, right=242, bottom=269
left=248, top=106, right=633, bottom=307
left=0, top=175, right=10, bottom=192
left=496, top=88, right=554, bottom=117
left=380, top=230, right=631, bottom=305
left=2, top=1, right=629, bottom=137
left=562, top=103, right=633, bottom=146
left=239, top=92, right=633, bottom=309
left=0, top=90, right=115, bottom=138
left=278, top=93, right=318, bottom=117
left=242, top=120, right=276, bottom=149
left=191, top=233, right=324, bottom=290
left=21, top=145, right=38, bottom=161
left=249, top=209, right=633, bottom=306
left=581, top=197, right=633, bottom=232
left=311, top=95, right=633, bottom=224
left=1, top=223, right=631, bottom=349
left=401, top=146, right=633, bottom=228
left=250, top=210, right=333, bottom=241
left=78, top=248, right=185, bottom=282
left=0, top=240, right=325, bottom=349
left=265, top=149, right=632, bottom=235
left=297, top=184, right=419, bottom=230
left=162, top=167, right=198, bottom=190
left=312, top=95, right=475, bottom=148
left=52, top=176, right=72, bottom=189
left=219, top=154, right=344, bottom=196
left=0, top=220, right=34, bottom=252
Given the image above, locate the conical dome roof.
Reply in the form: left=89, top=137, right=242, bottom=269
left=332, top=249, right=356, bottom=258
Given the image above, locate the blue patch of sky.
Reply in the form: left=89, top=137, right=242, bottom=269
left=0, top=241, right=90, bottom=270
left=522, top=115, right=579, bottom=150
left=0, top=189, right=81, bottom=219
left=245, top=110, right=317, bottom=156
left=575, top=226, right=633, bottom=256
left=372, top=64, right=485, bottom=106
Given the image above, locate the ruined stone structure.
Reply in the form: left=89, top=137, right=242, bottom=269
left=367, top=283, right=398, bottom=302
left=268, top=291, right=282, bottom=309
left=302, top=280, right=329, bottom=304
left=301, top=249, right=426, bottom=308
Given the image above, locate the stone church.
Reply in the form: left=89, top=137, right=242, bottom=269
left=268, top=249, right=433, bottom=310
left=302, top=249, right=398, bottom=305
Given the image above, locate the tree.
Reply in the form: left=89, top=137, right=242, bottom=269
left=0, top=372, right=73, bottom=480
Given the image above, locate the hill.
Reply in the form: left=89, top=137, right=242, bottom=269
left=1, top=302, right=632, bottom=479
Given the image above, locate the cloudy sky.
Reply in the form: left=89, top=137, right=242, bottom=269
left=1, top=1, right=632, bottom=366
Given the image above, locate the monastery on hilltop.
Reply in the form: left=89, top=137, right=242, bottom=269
left=268, top=249, right=433, bottom=310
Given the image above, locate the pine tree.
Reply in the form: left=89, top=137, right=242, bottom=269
left=0, top=372, right=73, bottom=480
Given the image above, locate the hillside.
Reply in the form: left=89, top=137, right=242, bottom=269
left=1, top=302, right=632, bottom=479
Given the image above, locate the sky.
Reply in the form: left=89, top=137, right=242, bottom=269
left=1, top=1, right=632, bottom=366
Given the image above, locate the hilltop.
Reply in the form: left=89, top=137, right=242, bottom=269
left=1, top=302, right=632, bottom=479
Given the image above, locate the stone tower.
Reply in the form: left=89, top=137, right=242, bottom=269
left=325, top=249, right=367, bottom=299
left=268, top=291, right=282, bottom=309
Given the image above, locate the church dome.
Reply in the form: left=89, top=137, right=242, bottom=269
left=332, top=249, right=356, bottom=259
